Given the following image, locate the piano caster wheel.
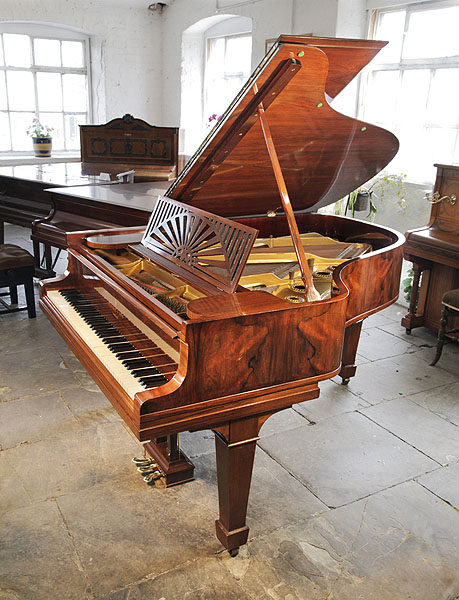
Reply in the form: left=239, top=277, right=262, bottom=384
left=228, top=547, right=239, bottom=558
left=341, top=377, right=350, bottom=385
left=406, top=328, right=411, bottom=335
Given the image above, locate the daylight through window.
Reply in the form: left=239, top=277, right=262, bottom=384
left=204, top=34, right=252, bottom=128
left=0, top=30, right=89, bottom=153
left=363, top=1, right=459, bottom=183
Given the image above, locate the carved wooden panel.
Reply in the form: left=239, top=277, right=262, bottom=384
left=141, top=196, right=258, bottom=293
left=80, top=114, right=178, bottom=166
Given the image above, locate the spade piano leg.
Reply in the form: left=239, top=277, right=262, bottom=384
left=214, top=415, right=268, bottom=555
left=339, top=320, right=363, bottom=384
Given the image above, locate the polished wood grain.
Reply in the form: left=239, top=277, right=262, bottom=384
left=39, top=36, right=404, bottom=554
left=80, top=114, right=178, bottom=180
left=402, top=164, right=459, bottom=333
left=168, top=37, right=398, bottom=217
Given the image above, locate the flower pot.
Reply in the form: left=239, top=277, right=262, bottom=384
left=32, top=137, right=52, bottom=158
left=353, top=191, right=371, bottom=212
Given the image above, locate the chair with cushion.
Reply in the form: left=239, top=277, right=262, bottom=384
left=431, top=288, right=459, bottom=366
left=0, top=244, right=36, bottom=318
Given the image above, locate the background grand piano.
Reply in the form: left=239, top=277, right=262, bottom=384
left=40, top=35, right=404, bottom=555
left=0, top=114, right=178, bottom=277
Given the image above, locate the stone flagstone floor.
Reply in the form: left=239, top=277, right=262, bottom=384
left=1, top=223, right=458, bottom=600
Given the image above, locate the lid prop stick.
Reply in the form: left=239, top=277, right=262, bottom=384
left=255, top=86, right=320, bottom=302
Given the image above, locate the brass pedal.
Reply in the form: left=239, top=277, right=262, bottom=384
left=137, top=463, right=159, bottom=474
left=143, top=470, right=163, bottom=485
left=132, top=456, right=155, bottom=466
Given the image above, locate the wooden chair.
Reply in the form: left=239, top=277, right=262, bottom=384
left=431, top=288, right=459, bottom=366
left=0, top=244, right=36, bottom=318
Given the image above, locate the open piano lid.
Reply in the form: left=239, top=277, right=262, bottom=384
left=165, top=35, right=399, bottom=217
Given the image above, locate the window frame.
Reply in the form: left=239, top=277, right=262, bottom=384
left=361, top=0, right=459, bottom=183
left=203, top=32, right=252, bottom=128
left=0, top=23, right=92, bottom=155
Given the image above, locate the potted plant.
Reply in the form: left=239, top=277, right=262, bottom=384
left=336, top=172, right=407, bottom=222
left=26, top=118, right=54, bottom=158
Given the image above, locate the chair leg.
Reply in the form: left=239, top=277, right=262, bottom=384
left=24, top=276, right=36, bottom=318
left=9, top=284, right=18, bottom=304
left=431, top=305, right=448, bottom=366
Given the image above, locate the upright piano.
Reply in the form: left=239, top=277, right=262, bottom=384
left=40, top=35, right=404, bottom=554
left=402, top=164, right=459, bottom=333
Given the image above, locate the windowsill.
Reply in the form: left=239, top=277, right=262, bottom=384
left=0, top=153, right=80, bottom=167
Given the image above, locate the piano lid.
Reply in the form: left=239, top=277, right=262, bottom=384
left=166, top=35, right=399, bottom=218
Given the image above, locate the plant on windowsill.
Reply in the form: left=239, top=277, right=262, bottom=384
left=26, top=118, right=54, bottom=158
left=334, top=172, right=408, bottom=222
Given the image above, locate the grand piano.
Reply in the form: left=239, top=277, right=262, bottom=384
left=40, top=35, right=404, bottom=554
left=0, top=115, right=178, bottom=276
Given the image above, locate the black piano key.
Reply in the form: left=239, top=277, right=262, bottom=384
left=108, top=342, right=136, bottom=352
left=116, top=350, right=143, bottom=360
left=139, top=375, right=168, bottom=387
left=122, top=359, right=153, bottom=368
left=131, top=367, right=162, bottom=377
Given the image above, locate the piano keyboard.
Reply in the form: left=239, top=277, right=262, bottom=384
left=47, top=287, right=179, bottom=397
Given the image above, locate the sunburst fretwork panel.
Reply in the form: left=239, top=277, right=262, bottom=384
left=141, top=196, right=258, bottom=293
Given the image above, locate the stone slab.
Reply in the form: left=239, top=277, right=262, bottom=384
left=295, top=379, right=370, bottom=423
left=408, top=382, right=459, bottom=427
left=362, top=397, right=459, bottom=465
left=356, top=326, right=417, bottom=362
left=418, top=462, right=459, bottom=510
left=0, top=346, right=79, bottom=401
left=345, top=351, right=458, bottom=405
left=0, top=451, right=31, bottom=516
left=0, top=500, right=89, bottom=600
left=98, top=556, right=251, bottom=600
left=224, top=481, right=459, bottom=600
left=0, top=391, right=77, bottom=449
left=259, top=411, right=436, bottom=507
left=5, top=421, right=141, bottom=502
left=59, top=384, right=120, bottom=427
left=56, top=475, right=221, bottom=597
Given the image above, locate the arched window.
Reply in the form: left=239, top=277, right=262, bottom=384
left=0, top=23, right=91, bottom=154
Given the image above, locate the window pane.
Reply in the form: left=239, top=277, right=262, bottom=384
left=0, top=112, right=11, bottom=150
left=0, top=36, right=4, bottom=67
left=34, top=38, right=61, bottom=67
left=225, top=36, right=251, bottom=75
left=398, top=69, right=430, bottom=125
left=207, top=38, right=225, bottom=79
left=426, top=68, right=459, bottom=127
left=4, top=34, right=31, bottom=67
left=10, top=112, right=35, bottom=150
left=39, top=112, right=64, bottom=149
left=62, top=41, right=84, bottom=68
left=403, top=7, right=459, bottom=59
left=65, top=113, right=86, bottom=150
left=0, top=72, right=7, bottom=110
left=374, top=10, right=405, bottom=64
left=6, top=71, right=35, bottom=110
left=62, top=74, right=87, bottom=111
left=364, top=70, right=400, bottom=125
left=37, top=72, right=63, bottom=111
